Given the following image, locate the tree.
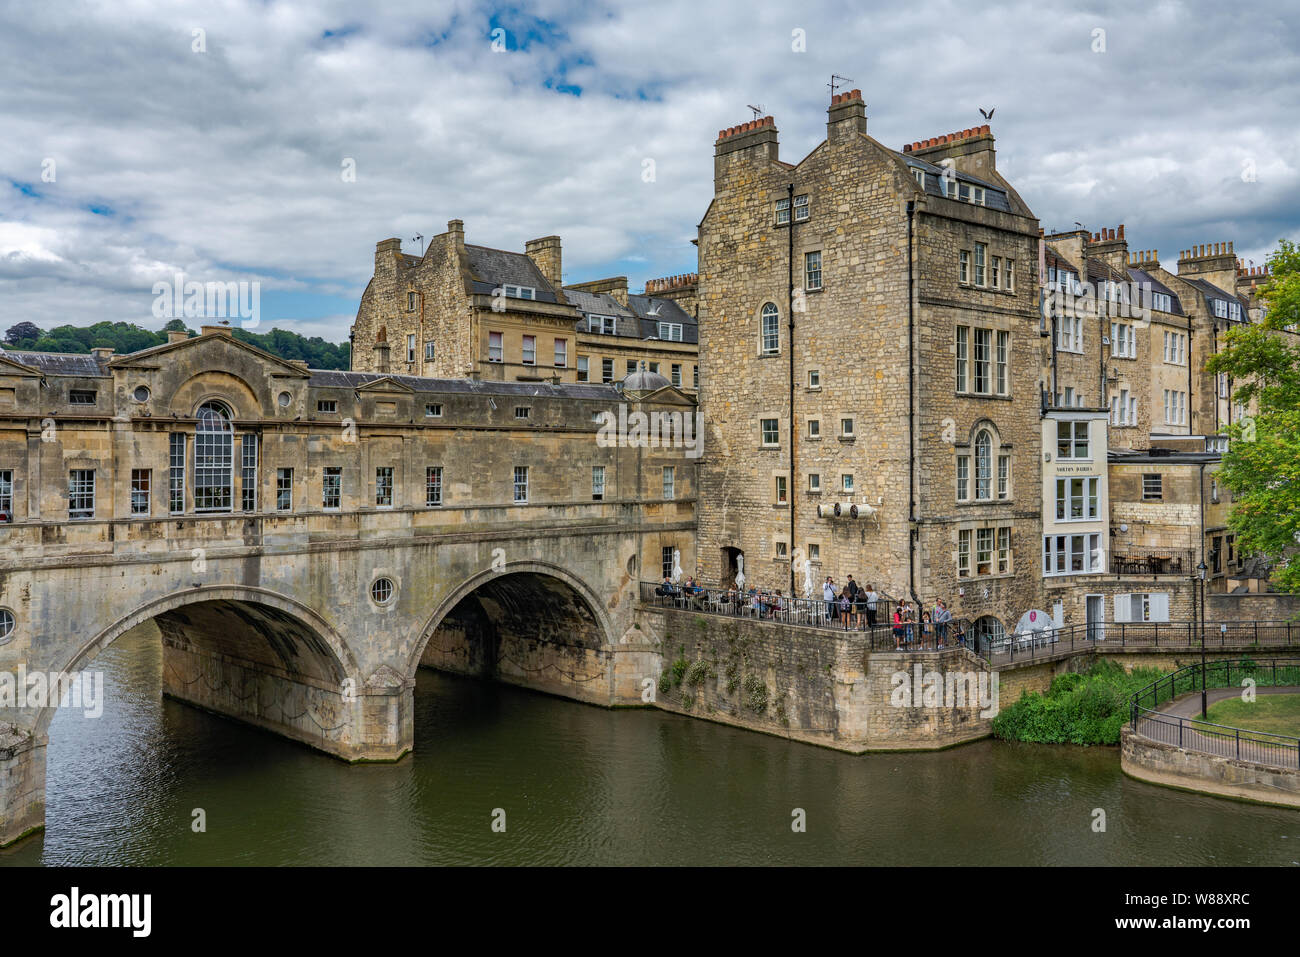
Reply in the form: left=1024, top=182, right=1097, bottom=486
left=5, top=321, right=41, bottom=345
left=1206, top=238, right=1300, bottom=592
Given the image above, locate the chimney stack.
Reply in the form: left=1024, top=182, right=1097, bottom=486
left=525, top=235, right=563, bottom=290
left=167, top=330, right=189, bottom=344
left=827, top=88, right=866, bottom=144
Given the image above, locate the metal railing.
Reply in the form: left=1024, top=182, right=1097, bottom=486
left=1129, top=658, right=1300, bottom=769
left=1108, top=546, right=1196, bottom=577
left=981, top=619, right=1300, bottom=664
left=639, top=581, right=975, bottom=653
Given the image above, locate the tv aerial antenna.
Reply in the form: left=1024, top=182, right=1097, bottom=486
left=411, top=233, right=424, bottom=255
left=746, top=104, right=764, bottom=120
left=828, top=74, right=853, bottom=98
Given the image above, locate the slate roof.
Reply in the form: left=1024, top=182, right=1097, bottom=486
left=3, top=351, right=109, bottom=377
left=308, top=369, right=617, bottom=399
left=627, top=295, right=699, bottom=344
left=465, top=245, right=563, bottom=303
left=897, top=154, right=1013, bottom=213
left=562, top=287, right=642, bottom=339
left=1127, top=267, right=1185, bottom=315
left=1183, top=277, right=1250, bottom=315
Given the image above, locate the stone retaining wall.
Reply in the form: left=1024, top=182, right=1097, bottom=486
left=1121, top=725, right=1300, bottom=809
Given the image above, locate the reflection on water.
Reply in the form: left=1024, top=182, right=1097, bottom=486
left=3, top=624, right=1299, bottom=866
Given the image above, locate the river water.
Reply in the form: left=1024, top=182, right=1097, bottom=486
left=3, top=626, right=1298, bottom=866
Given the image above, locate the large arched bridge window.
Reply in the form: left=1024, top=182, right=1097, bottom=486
left=194, top=401, right=234, bottom=512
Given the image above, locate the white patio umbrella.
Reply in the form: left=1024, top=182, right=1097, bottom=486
left=734, top=555, right=745, bottom=590
left=671, top=549, right=683, bottom=584
left=802, top=555, right=814, bottom=599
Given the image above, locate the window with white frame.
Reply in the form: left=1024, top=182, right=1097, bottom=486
left=375, top=467, right=393, bottom=507
left=973, top=328, right=991, bottom=393
left=997, top=527, right=1011, bottom=573
left=775, top=197, right=790, bottom=225
left=842, top=473, right=854, bottom=493
left=577, top=356, right=589, bottom=382
left=407, top=291, right=417, bottom=312
left=997, top=454, right=1010, bottom=500
left=1043, top=533, right=1103, bottom=575
left=69, top=469, right=96, bottom=517
left=592, top=466, right=605, bottom=501
left=1163, top=389, right=1187, bottom=425
left=793, top=194, right=809, bottom=221
left=663, top=466, right=675, bottom=499
left=974, top=243, right=986, bottom=286
left=1114, top=592, right=1169, bottom=622
left=959, top=249, right=970, bottom=284
left=1004, top=259, right=1015, bottom=291
left=995, top=331, right=1009, bottom=395
left=1056, top=420, right=1090, bottom=458
left=554, top=339, right=567, bottom=367
left=503, top=284, right=535, bottom=300
left=658, top=322, right=683, bottom=342
left=426, top=403, right=442, bottom=417
left=1163, top=331, right=1186, bottom=365
left=974, top=430, right=993, bottom=500
left=1111, top=389, right=1137, bottom=426
left=761, top=418, right=779, bottom=446
left=488, top=331, right=503, bottom=362
left=323, top=467, right=342, bottom=509
left=1055, top=477, right=1099, bottom=521
left=0, top=469, right=11, bottom=516
left=991, top=256, right=1001, bottom=289
left=426, top=466, right=442, bottom=507
left=841, top=417, right=854, bottom=438
left=671, top=364, right=681, bottom=387
left=130, top=469, right=150, bottom=515
left=956, top=454, right=970, bottom=501
left=276, top=467, right=293, bottom=510
left=955, top=326, right=968, bottom=391
left=808, top=473, right=821, bottom=492
left=1111, top=322, right=1136, bottom=358
left=958, top=529, right=971, bottom=577
left=774, top=475, right=787, bottom=505
left=601, top=358, right=614, bottom=383
left=317, top=399, right=338, bottom=414
left=1151, top=291, right=1172, bottom=313
left=588, top=315, right=617, bottom=335
left=194, top=401, right=234, bottom=512
left=522, top=335, right=536, bottom=365
left=425, top=341, right=436, bottom=361
left=1228, top=301, right=1242, bottom=321
left=808, top=369, right=820, bottom=389
left=804, top=251, right=822, bottom=290
left=513, top=466, right=529, bottom=503
left=241, top=434, right=258, bottom=511
left=169, top=433, right=185, bottom=513
left=407, top=334, right=416, bottom=363
left=760, top=303, right=780, bottom=355
left=1057, top=315, right=1083, bottom=353
left=808, top=418, right=820, bottom=439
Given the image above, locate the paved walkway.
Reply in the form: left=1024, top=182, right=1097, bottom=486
left=1134, top=686, right=1300, bottom=769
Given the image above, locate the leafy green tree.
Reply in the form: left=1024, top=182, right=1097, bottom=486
left=5, top=321, right=41, bottom=345
left=1206, top=238, right=1300, bottom=592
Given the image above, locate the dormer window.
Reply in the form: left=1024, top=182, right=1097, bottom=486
left=912, top=168, right=926, bottom=187
left=69, top=389, right=96, bottom=405
left=588, top=315, right=617, bottom=335
left=503, top=284, right=535, bottom=300
left=658, top=322, right=683, bottom=341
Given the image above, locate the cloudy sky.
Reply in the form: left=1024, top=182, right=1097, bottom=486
left=1, top=0, right=1296, bottom=344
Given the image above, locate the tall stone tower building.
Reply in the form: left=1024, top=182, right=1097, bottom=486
left=696, top=91, right=1044, bottom=641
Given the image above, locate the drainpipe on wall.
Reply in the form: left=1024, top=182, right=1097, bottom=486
left=788, top=182, right=796, bottom=596
left=907, top=200, right=919, bottom=608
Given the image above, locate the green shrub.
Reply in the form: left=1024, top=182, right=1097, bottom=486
left=992, top=659, right=1164, bottom=746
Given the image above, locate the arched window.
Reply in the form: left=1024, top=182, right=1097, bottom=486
left=974, top=429, right=992, bottom=500
left=760, top=303, right=780, bottom=355
left=194, top=401, right=234, bottom=512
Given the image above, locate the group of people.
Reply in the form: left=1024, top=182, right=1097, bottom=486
left=654, top=574, right=966, bottom=650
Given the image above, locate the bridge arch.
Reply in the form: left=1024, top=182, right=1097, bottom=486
left=35, top=584, right=358, bottom=741
left=408, top=561, right=616, bottom=704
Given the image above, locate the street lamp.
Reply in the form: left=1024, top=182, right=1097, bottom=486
left=1197, top=560, right=1208, bottom=718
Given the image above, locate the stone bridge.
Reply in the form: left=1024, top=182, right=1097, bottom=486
left=0, top=329, right=698, bottom=845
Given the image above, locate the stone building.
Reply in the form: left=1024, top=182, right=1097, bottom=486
left=695, top=92, right=1045, bottom=645
left=349, top=221, right=699, bottom=392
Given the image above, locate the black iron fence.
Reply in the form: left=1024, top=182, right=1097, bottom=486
left=639, top=581, right=975, bottom=653
left=1129, top=658, right=1300, bottom=769
left=1109, top=546, right=1196, bottom=577
left=982, top=619, right=1300, bottom=664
